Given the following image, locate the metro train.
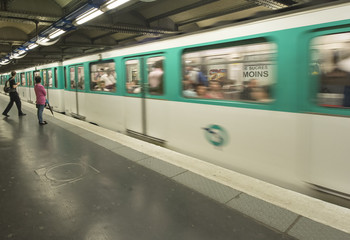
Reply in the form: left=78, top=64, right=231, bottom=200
left=2, top=2, right=350, bottom=204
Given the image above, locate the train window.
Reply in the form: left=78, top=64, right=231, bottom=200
left=311, top=32, right=350, bottom=108
left=125, top=59, right=141, bottom=94
left=34, top=70, right=40, bottom=85
left=70, top=67, right=76, bottom=89
left=43, top=69, right=48, bottom=87
left=182, top=42, right=276, bottom=102
left=48, top=70, right=53, bottom=87
left=147, top=56, right=164, bottom=95
left=20, top=73, right=25, bottom=86
left=90, top=61, right=116, bottom=92
left=64, top=67, right=67, bottom=89
left=54, top=68, right=58, bottom=88
left=77, top=66, right=84, bottom=90
left=27, top=72, right=32, bottom=86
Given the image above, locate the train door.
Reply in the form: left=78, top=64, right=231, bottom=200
left=69, top=65, right=85, bottom=119
left=303, top=31, right=350, bottom=197
left=124, top=55, right=166, bottom=143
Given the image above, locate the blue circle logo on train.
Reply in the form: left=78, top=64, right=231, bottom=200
left=203, top=124, right=228, bottom=147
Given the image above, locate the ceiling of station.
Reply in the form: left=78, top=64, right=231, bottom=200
left=0, top=0, right=346, bottom=72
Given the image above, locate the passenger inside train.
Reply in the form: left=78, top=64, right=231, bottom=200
left=312, top=32, right=350, bottom=108
left=182, top=42, right=274, bottom=103
left=148, top=60, right=164, bottom=95
left=90, top=62, right=117, bottom=92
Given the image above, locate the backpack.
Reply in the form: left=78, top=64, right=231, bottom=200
left=3, top=78, right=11, bottom=93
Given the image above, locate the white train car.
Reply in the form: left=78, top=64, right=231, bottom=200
left=18, top=63, right=65, bottom=112
left=7, top=2, right=350, bottom=205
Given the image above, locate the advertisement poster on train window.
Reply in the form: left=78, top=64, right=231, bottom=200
left=243, top=64, right=274, bottom=86
left=243, top=53, right=275, bottom=85
left=208, top=68, right=227, bottom=82
left=207, top=59, right=227, bottom=83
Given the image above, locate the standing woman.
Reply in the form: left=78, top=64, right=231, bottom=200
left=34, top=76, right=47, bottom=125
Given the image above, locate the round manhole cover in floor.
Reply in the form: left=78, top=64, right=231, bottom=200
left=45, top=163, right=87, bottom=182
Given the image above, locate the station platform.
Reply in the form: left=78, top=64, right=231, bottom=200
left=1, top=94, right=350, bottom=240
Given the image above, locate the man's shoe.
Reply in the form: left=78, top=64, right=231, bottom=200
left=19, top=113, right=26, bottom=116
left=39, top=121, right=48, bottom=125
left=2, top=113, right=9, bottom=117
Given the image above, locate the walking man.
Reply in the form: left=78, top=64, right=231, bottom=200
left=2, top=71, right=26, bottom=117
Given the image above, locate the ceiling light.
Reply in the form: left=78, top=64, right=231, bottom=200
left=12, top=49, right=27, bottom=59
left=12, top=50, right=26, bottom=58
left=75, top=8, right=104, bottom=25
left=0, top=59, right=11, bottom=65
left=246, top=0, right=296, bottom=10
left=104, top=0, right=131, bottom=10
left=28, top=43, right=39, bottom=50
left=37, top=37, right=50, bottom=44
left=49, top=29, right=66, bottom=39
